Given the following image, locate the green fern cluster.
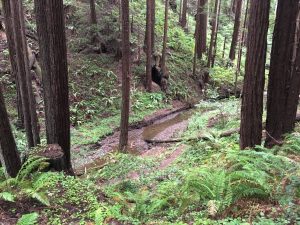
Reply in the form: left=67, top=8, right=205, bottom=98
left=0, top=156, right=50, bottom=206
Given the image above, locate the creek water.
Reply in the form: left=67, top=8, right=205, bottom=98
left=74, top=109, right=194, bottom=174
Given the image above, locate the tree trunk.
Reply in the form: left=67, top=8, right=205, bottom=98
left=179, top=0, right=182, bottom=23
left=265, top=0, right=300, bottom=147
left=1, top=0, right=24, bottom=129
left=34, top=0, right=71, bottom=170
left=193, top=0, right=201, bottom=76
left=19, top=1, right=40, bottom=146
left=0, top=85, right=21, bottom=178
left=207, top=0, right=220, bottom=68
left=161, top=0, right=169, bottom=75
left=7, top=0, right=35, bottom=148
left=90, top=0, right=97, bottom=25
left=119, top=0, right=131, bottom=152
left=240, top=0, right=270, bottom=149
left=211, top=0, right=221, bottom=68
left=180, top=0, right=187, bottom=28
left=234, top=0, right=249, bottom=95
left=146, top=0, right=153, bottom=92
left=229, top=0, right=242, bottom=61
left=196, top=0, right=207, bottom=59
left=222, top=36, right=227, bottom=58
left=236, top=0, right=249, bottom=72
left=151, top=0, right=155, bottom=51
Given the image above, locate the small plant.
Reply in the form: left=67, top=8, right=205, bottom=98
left=17, top=212, right=39, bottom=225
left=0, top=156, right=50, bottom=206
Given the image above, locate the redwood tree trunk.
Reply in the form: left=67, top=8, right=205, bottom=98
left=193, top=0, right=201, bottom=76
left=229, top=0, right=242, bottom=60
left=240, top=0, right=270, bottom=149
left=161, top=0, right=169, bottom=75
left=0, top=85, right=21, bottom=178
left=207, top=0, right=220, bottom=68
left=19, top=1, right=40, bottom=146
left=34, top=0, right=71, bottom=170
left=151, top=0, right=155, bottom=51
left=265, top=0, right=300, bottom=147
left=90, top=0, right=97, bottom=25
left=1, top=0, right=24, bottom=129
left=7, top=0, right=35, bottom=148
left=146, top=0, right=153, bottom=92
left=196, top=0, right=207, bottom=59
left=119, top=0, right=130, bottom=152
left=180, top=0, right=187, bottom=28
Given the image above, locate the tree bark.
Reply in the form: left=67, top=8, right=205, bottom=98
left=207, top=0, right=220, bottom=68
left=265, top=0, right=300, bottom=147
left=240, top=0, right=270, bottom=149
left=7, top=0, right=35, bottom=148
left=146, top=0, right=153, bottom=92
left=19, top=1, right=40, bottom=146
left=161, top=0, right=169, bottom=75
left=119, top=0, right=131, bottom=152
left=1, top=0, right=24, bottom=129
left=34, top=0, right=71, bottom=170
left=180, top=0, right=187, bottom=28
left=229, top=0, right=242, bottom=61
left=90, top=0, right=97, bottom=25
left=0, top=85, right=21, bottom=178
left=211, top=0, right=221, bottom=68
left=234, top=0, right=249, bottom=95
left=196, top=0, right=207, bottom=59
left=193, top=0, right=201, bottom=76
left=151, top=0, right=155, bottom=51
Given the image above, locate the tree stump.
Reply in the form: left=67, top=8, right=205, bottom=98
left=25, top=144, right=66, bottom=171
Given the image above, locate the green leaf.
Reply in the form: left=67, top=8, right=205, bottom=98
left=0, top=192, right=15, bottom=202
left=17, top=212, right=39, bottom=225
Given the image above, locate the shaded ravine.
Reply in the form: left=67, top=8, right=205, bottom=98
left=72, top=107, right=195, bottom=174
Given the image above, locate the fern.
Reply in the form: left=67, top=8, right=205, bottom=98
left=17, top=156, right=49, bottom=181
left=0, top=156, right=50, bottom=206
left=17, top=212, right=39, bottom=225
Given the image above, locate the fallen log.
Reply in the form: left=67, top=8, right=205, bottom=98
left=145, top=114, right=300, bottom=144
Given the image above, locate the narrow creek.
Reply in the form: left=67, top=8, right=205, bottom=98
left=73, top=108, right=195, bottom=174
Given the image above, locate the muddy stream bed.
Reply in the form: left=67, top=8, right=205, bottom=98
left=72, top=107, right=194, bottom=174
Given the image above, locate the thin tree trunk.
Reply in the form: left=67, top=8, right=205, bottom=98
left=119, top=0, right=131, bottom=152
left=229, top=0, right=242, bottom=61
left=90, top=0, right=97, bottom=25
left=181, top=0, right=187, bottom=28
left=193, top=0, right=201, bottom=76
left=240, top=0, right=270, bottom=149
left=1, top=0, right=24, bottom=129
left=161, top=0, right=169, bottom=75
left=234, top=0, right=249, bottom=95
left=34, top=0, right=71, bottom=170
left=207, top=0, right=220, bottom=68
left=236, top=0, right=249, bottom=72
left=19, top=1, right=40, bottom=146
left=179, top=0, right=182, bottom=23
left=146, top=0, right=153, bottom=92
left=222, top=36, right=226, bottom=58
left=0, top=85, right=21, bottom=178
left=9, top=0, right=34, bottom=148
left=151, top=0, right=155, bottom=51
left=265, top=0, right=300, bottom=147
left=211, top=0, right=221, bottom=68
